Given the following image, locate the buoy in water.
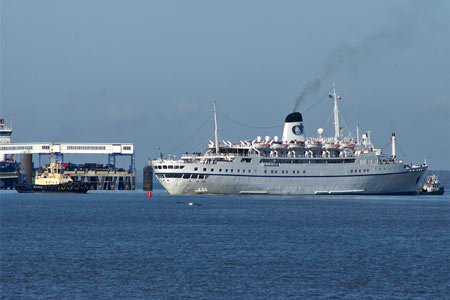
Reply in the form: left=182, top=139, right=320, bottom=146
left=147, top=192, right=152, bottom=197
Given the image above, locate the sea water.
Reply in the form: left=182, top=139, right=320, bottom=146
left=1, top=190, right=449, bottom=299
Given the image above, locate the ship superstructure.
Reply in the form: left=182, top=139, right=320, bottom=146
left=0, top=119, right=18, bottom=178
left=153, top=85, right=427, bottom=195
left=0, top=119, right=12, bottom=145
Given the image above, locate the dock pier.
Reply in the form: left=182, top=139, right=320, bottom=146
left=68, top=170, right=136, bottom=190
left=0, top=142, right=136, bottom=191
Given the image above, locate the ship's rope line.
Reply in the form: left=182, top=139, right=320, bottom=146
left=166, top=112, right=213, bottom=155
left=395, top=137, right=412, bottom=163
left=338, top=111, right=353, bottom=138
left=189, top=137, right=211, bottom=154
left=303, top=88, right=333, bottom=114
left=380, top=140, right=391, bottom=152
left=322, top=109, right=334, bottom=136
left=217, top=111, right=282, bottom=129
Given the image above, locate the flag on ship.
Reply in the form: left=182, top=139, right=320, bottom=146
left=329, top=94, right=342, bottom=99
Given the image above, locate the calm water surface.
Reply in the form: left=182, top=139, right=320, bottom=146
left=1, top=190, right=449, bottom=299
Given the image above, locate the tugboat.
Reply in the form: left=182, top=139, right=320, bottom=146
left=417, top=175, right=445, bottom=195
left=15, top=158, right=89, bottom=193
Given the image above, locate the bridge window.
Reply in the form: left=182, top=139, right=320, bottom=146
left=164, top=173, right=182, bottom=178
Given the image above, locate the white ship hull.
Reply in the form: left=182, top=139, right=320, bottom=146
left=153, top=154, right=426, bottom=195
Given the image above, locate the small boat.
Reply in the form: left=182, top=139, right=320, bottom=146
left=287, top=141, right=305, bottom=151
left=322, top=142, right=339, bottom=151
left=417, top=175, right=444, bottom=195
left=15, top=158, right=88, bottom=194
left=270, top=142, right=287, bottom=151
left=253, top=142, right=270, bottom=151
left=339, top=141, right=355, bottom=150
left=305, top=140, right=322, bottom=150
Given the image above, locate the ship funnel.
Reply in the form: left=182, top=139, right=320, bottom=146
left=282, top=112, right=305, bottom=143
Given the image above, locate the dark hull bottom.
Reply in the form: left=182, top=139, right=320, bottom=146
left=417, top=187, right=445, bottom=195
left=15, top=183, right=89, bottom=194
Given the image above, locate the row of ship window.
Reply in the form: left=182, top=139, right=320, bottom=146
left=157, top=168, right=400, bottom=178
left=156, top=174, right=209, bottom=179
left=156, top=167, right=400, bottom=176
left=351, top=169, right=370, bottom=173
left=154, top=165, right=185, bottom=169
left=160, top=168, right=309, bottom=175
left=194, top=167, right=255, bottom=173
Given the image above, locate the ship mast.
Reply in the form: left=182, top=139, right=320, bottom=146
left=332, top=82, right=340, bottom=141
left=213, top=101, right=220, bottom=155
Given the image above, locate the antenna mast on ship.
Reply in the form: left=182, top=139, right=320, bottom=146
left=213, top=101, right=220, bottom=155
left=332, top=82, right=341, bottom=141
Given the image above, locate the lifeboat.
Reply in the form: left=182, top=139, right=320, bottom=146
left=322, top=142, right=339, bottom=151
left=270, top=142, right=287, bottom=151
left=288, top=141, right=305, bottom=151
left=339, top=142, right=356, bottom=150
left=254, top=142, right=270, bottom=151
left=306, top=140, right=322, bottom=151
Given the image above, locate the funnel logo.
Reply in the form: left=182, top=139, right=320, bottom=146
left=292, top=124, right=304, bottom=135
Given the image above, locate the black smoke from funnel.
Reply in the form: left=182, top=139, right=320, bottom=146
left=292, top=3, right=426, bottom=112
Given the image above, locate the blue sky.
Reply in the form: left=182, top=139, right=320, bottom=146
left=1, top=0, right=449, bottom=169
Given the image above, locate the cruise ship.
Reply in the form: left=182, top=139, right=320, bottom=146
left=153, top=85, right=427, bottom=195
